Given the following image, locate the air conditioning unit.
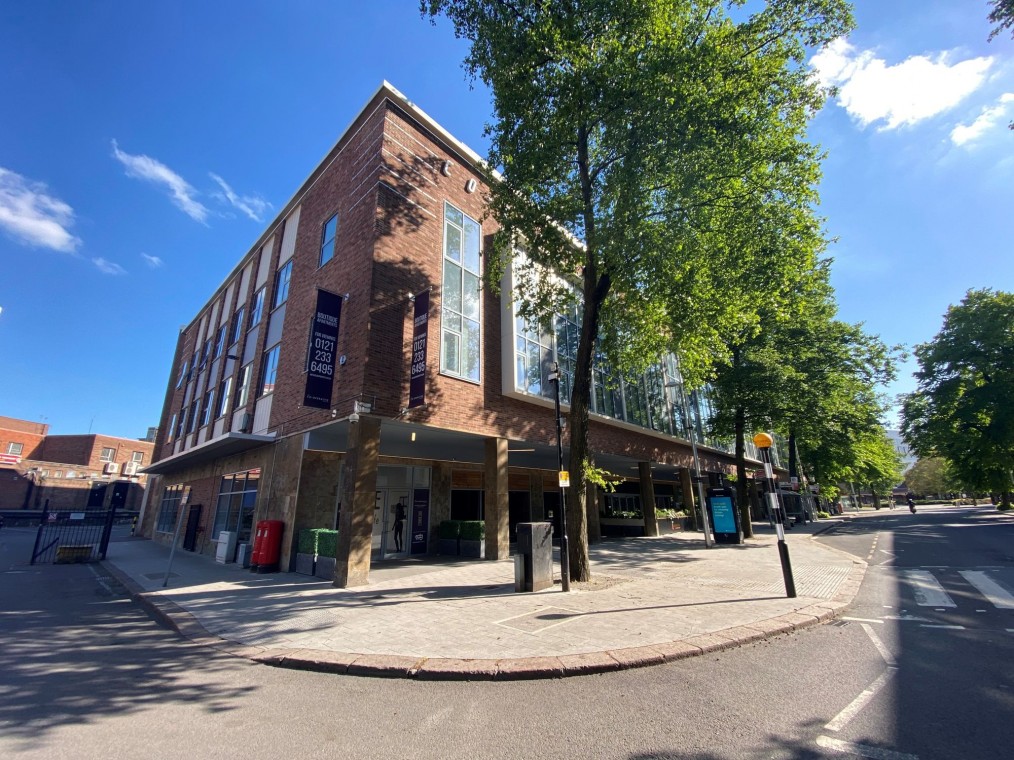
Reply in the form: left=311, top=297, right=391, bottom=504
left=123, top=462, right=139, bottom=476
left=103, top=462, right=120, bottom=475
left=239, top=413, right=252, bottom=433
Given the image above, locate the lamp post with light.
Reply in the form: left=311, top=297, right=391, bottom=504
left=753, top=432, right=796, bottom=598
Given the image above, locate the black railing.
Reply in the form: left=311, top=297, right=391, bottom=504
left=30, top=507, right=117, bottom=564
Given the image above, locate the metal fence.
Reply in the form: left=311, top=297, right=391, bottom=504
left=30, top=509, right=116, bottom=564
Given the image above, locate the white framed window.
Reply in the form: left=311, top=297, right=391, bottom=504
left=230, top=307, right=245, bottom=345
left=166, top=414, right=176, bottom=442
left=65, top=471, right=76, bottom=479
left=176, top=360, right=188, bottom=389
left=273, top=260, right=293, bottom=309
left=188, top=398, right=200, bottom=434
left=214, top=324, right=226, bottom=359
left=319, top=213, right=338, bottom=267
left=132, top=451, right=145, bottom=464
left=6, top=442, right=24, bottom=456
left=440, top=202, right=482, bottom=382
left=235, top=364, right=253, bottom=408
left=261, top=344, right=281, bottom=396
left=201, top=390, right=214, bottom=427
left=216, top=377, right=232, bottom=418
left=100, top=447, right=115, bottom=462
left=250, top=288, right=266, bottom=327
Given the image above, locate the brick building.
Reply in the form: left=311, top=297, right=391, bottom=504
left=143, top=83, right=773, bottom=584
left=0, top=415, right=154, bottom=512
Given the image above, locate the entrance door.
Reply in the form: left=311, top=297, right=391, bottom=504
left=373, top=488, right=411, bottom=560
left=87, top=483, right=107, bottom=508
left=110, top=481, right=130, bottom=510
left=182, top=504, right=203, bottom=552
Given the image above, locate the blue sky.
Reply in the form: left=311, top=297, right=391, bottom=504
left=1, top=1, right=1011, bottom=438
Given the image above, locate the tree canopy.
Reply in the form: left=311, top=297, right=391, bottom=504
left=901, top=289, right=1014, bottom=509
left=423, top=0, right=854, bottom=579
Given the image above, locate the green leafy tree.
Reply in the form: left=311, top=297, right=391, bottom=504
left=902, top=289, right=1014, bottom=509
left=423, top=0, right=854, bottom=581
left=989, top=0, right=1014, bottom=39
left=903, top=457, right=955, bottom=498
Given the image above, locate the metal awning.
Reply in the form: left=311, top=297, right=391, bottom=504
left=142, top=432, right=275, bottom=475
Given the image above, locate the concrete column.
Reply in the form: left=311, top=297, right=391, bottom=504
left=484, top=437, right=510, bottom=560
left=680, top=467, right=699, bottom=530
left=639, top=461, right=659, bottom=537
left=334, top=415, right=381, bottom=588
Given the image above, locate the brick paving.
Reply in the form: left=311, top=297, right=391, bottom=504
left=104, top=518, right=865, bottom=679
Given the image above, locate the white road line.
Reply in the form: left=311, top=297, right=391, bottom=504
left=920, top=624, right=965, bottom=630
left=959, top=570, right=1014, bottom=610
left=816, top=734, right=918, bottom=760
left=861, top=623, right=897, bottom=666
left=86, top=564, right=113, bottom=595
left=825, top=667, right=897, bottom=732
left=901, top=570, right=956, bottom=607
left=842, top=617, right=884, bottom=624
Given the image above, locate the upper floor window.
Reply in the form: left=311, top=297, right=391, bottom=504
left=200, top=338, right=212, bottom=369
left=319, top=214, right=338, bottom=267
left=201, top=390, right=215, bottom=427
left=235, top=364, right=253, bottom=408
left=250, top=288, right=266, bottom=327
left=214, top=325, right=226, bottom=359
left=261, top=344, right=281, bottom=396
left=6, top=442, right=24, bottom=456
left=188, top=398, right=200, bottom=434
left=273, top=260, right=293, bottom=309
left=230, top=307, right=245, bottom=345
left=132, top=451, right=145, bottom=464
left=166, top=414, right=176, bottom=443
left=440, top=203, right=482, bottom=382
left=100, top=447, right=115, bottom=462
left=216, top=377, right=232, bottom=418
left=176, top=359, right=188, bottom=389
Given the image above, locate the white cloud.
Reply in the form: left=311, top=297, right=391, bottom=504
left=0, top=168, right=81, bottom=252
left=209, top=173, right=272, bottom=222
left=93, top=257, right=126, bottom=276
left=951, top=93, right=1014, bottom=145
left=140, top=252, right=163, bottom=268
left=811, top=39, right=994, bottom=130
left=111, top=140, right=209, bottom=223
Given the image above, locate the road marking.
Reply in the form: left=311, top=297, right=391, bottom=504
left=816, top=734, right=918, bottom=760
left=920, top=624, right=965, bottom=630
left=825, top=666, right=897, bottom=732
left=959, top=570, right=1014, bottom=610
left=861, top=623, right=896, bottom=666
left=87, top=564, right=113, bottom=595
left=842, top=617, right=883, bottom=624
left=901, top=570, right=956, bottom=607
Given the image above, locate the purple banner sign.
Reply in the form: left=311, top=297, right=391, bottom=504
left=408, top=290, right=429, bottom=408
left=303, top=290, right=343, bottom=409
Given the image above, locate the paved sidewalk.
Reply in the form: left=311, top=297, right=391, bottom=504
left=103, top=517, right=865, bottom=680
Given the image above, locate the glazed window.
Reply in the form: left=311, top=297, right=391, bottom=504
left=440, top=202, right=481, bottom=382
left=319, top=213, right=338, bottom=267
left=261, top=344, right=281, bottom=396
left=273, top=261, right=292, bottom=309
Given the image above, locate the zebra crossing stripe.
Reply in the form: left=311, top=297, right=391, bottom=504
left=959, top=571, right=1014, bottom=610
left=901, top=570, right=956, bottom=607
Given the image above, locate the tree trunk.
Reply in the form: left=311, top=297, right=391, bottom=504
left=733, top=404, right=753, bottom=538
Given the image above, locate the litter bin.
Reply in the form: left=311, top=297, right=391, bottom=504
left=706, top=487, right=743, bottom=544
left=236, top=542, right=252, bottom=568
left=515, top=522, right=553, bottom=592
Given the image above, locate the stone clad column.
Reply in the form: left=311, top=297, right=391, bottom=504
left=484, top=437, right=509, bottom=560
left=334, top=415, right=381, bottom=588
left=639, top=461, right=659, bottom=536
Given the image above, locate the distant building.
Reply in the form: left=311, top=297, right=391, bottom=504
left=886, top=429, right=917, bottom=471
left=0, top=415, right=155, bottom=512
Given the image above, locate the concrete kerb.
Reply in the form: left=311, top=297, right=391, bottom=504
left=100, top=527, right=870, bottom=681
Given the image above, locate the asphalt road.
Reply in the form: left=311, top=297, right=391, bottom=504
left=1, top=507, right=1010, bottom=759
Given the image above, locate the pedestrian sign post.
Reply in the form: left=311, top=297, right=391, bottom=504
left=558, top=471, right=570, bottom=488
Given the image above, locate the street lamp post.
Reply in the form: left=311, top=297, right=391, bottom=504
left=666, top=379, right=712, bottom=548
left=548, top=362, right=571, bottom=592
left=753, top=432, right=796, bottom=598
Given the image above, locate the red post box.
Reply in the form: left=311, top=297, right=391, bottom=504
left=249, top=521, right=269, bottom=571
left=253, top=519, right=284, bottom=573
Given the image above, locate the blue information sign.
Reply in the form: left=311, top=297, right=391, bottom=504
left=709, top=495, right=737, bottom=534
